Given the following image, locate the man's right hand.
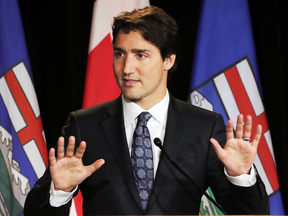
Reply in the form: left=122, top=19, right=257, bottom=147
left=49, top=136, right=105, bottom=192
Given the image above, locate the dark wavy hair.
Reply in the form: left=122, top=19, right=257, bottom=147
left=112, top=6, right=180, bottom=78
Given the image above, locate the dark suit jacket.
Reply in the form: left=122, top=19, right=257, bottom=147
left=24, top=95, right=270, bottom=215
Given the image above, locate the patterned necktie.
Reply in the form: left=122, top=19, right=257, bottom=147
left=131, top=112, right=154, bottom=211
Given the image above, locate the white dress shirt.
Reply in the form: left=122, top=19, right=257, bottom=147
left=122, top=89, right=169, bottom=177
left=50, top=89, right=256, bottom=207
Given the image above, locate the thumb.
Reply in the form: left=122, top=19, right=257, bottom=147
left=210, top=138, right=224, bottom=158
left=86, top=159, right=105, bottom=177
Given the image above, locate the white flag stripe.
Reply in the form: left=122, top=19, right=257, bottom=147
left=69, top=200, right=78, bottom=216
left=13, top=62, right=41, bottom=118
left=0, top=76, right=26, bottom=132
left=214, top=73, right=240, bottom=128
left=89, top=0, right=149, bottom=52
left=236, top=60, right=264, bottom=117
left=88, top=1, right=113, bottom=52
left=254, top=153, right=273, bottom=195
left=23, top=140, right=46, bottom=178
left=264, top=130, right=276, bottom=164
left=42, top=130, right=47, bottom=144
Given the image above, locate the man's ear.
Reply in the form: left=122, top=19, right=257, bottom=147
left=164, top=54, right=176, bottom=71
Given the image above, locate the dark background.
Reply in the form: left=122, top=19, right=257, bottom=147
left=18, top=0, right=288, bottom=213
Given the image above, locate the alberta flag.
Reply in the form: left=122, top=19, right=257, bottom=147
left=0, top=1, right=48, bottom=216
left=189, top=0, right=284, bottom=215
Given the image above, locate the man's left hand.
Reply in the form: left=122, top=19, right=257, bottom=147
left=210, top=114, right=262, bottom=176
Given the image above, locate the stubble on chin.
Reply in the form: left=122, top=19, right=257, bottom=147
left=122, top=91, right=141, bottom=103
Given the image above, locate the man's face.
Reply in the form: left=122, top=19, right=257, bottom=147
left=113, top=30, right=175, bottom=109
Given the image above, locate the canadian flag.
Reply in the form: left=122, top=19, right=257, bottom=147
left=70, top=0, right=150, bottom=215
left=82, top=0, right=150, bottom=108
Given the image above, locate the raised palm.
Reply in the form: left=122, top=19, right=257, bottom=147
left=49, top=136, right=105, bottom=192
left=210, top=114, right=262, bottom=176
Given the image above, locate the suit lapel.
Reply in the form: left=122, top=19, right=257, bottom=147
left=147, top=95, right=187, bottom=210
left=102, top=95, right=188, bottom=213
left=102, top=97, right=143, bottom=211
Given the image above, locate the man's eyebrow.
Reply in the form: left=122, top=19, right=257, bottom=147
left=113, top=47, right=150, bottom=53
left=113, top=47, right=125, bottom=53
left=131, top=49, right=150, bottom=53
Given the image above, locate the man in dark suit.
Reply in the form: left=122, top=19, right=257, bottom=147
left=24, top=6, right=269, bottom=215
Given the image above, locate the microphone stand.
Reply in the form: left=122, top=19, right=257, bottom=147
left=154, top=138, right=227, bottom=215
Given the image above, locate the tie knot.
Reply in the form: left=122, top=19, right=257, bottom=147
left=138, top=112, right=152, bottom=126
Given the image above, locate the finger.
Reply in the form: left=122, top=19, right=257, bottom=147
left=210, top=138, right=224, bottom=159
left=57, top=137, right=65, bottom=159
left=251, top=124, right=262, bottom=149
left=226, top=119, right=235, bottom=141
left=49, top=148, right=57, bottom=166
left=86, top=159, right=105, bottom=177
left=243, top=115, right=252, bottom=139
left=74, top=141, right=86, bottom=159
left=235, top=114, right=244, bottom=139
left=66, top=136, right=76, bottom=157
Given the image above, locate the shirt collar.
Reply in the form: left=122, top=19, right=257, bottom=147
left=122, top=89, right=170, bottom=127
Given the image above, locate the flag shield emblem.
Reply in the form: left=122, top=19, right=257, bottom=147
left=0, top=61, right=47, bottom=216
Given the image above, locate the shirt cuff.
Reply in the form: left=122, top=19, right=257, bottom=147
left=49, top=181, right=78, bottom=207
left=224, top=166, right=257, bottom=187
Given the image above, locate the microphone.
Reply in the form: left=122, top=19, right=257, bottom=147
left=154, top=138, right=227, bottom=215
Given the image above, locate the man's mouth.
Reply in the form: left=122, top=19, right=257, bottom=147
left=123, top=78, right=139, bottom=86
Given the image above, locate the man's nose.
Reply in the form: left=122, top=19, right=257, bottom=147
left=123, top=56, right=135, bottom=75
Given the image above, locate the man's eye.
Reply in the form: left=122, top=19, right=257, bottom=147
left=138, top=54, right=147, bottom=59
left=114, top=52, right=123, bottom=58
